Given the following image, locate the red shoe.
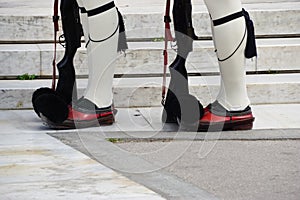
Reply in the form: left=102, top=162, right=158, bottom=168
left=198, top=101, right=255, bottom=131
left=41, top=98, right=115, bottom=129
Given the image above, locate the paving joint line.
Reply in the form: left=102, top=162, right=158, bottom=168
left=54, top=129, right=300, bottom=141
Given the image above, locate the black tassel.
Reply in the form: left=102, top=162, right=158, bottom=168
left=243, top=9, right=257, bottom=59
left=116, top=8, right=128, bottom=52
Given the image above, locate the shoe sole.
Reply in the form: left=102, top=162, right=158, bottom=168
left=41, top=114, right=115, bottom=130
left=164, top=111, right=255, bottom=132
left=197, top=117, right=255, bottom=132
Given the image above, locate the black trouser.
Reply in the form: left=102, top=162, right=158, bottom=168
left=173, top=0, right=197, bottom=59
left=163, top=0, right=200, bottom=123
left=56, top=0, right=82, bottom=104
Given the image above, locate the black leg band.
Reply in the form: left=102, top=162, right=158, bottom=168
left=87, top=2, right=115, bottom=17
left=212, top=9, right=257, bottom=60
left=213, top=10, right=243, bottom=26
left=79, top=7, right=87, bottom=13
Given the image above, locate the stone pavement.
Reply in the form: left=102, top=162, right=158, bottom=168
left=1, top=104, right=300, bottom=199
left=0, top=110, right=166, bottom=200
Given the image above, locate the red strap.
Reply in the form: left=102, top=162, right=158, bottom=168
left=162, top=0, right=174, bottom=105
left=52, top=0, right=59, bottom=91
left=53, top=0, right=59, bottom=32
left=164, top=0, right=173, bottom=42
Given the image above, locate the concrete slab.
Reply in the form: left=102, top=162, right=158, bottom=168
left=0, top=0, right=299, bottom=41
left=1, top=104, right=300, bottom=135
left=135, top=104, right=300, bottom=132
left=43, top=101, right=300, bottom=199
left=115, top=140, right=300, bottom=200
left=0, top=74, right=299, bottom=109
left=48, top=129, right=300, bottom=200
left=0, top=110, right=165, bottom=200
left=1, top=103, right=300, bottom=199
left=1, top=38, right=299, bottom=77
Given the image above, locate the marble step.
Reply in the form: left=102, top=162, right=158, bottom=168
left=1, top=38, right=299, bottom=77
left=0, top=73, right=299, bottom=109
left=0, top=1, right=299, bottom=42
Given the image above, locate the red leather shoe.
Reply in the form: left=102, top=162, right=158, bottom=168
left=198, top=101, right=255, bottom=131
left=41, top=98, right=115, bottom=129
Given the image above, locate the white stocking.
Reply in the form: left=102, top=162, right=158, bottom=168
left=76, top=0, right=118, bottom=108
left=204, top=0, right=250, bottom=111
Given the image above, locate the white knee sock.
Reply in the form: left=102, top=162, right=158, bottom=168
left=204, top=0, right=250, bottom=111
left=78, top=0, right=118, bottom=108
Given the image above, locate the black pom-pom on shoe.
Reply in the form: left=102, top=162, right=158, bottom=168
left=174, top=94, right=204, bottom=131
left=163, top=93, right=204, bottom=131
left=174, top=94, right=204, bottom=123
left=32, top=88, right=56, bottom=117
left=33, top=92, right=69, bottom=124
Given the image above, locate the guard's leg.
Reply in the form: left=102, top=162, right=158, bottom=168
left=198, top=0, right=255, bottom=131
left=42, top=0, right=120, bottom=129
left=36, top=0, right=126, bottom=129
left=80, top=0, right=118, bottom=108
left=56, top=0, right=82, bottom=104
left=173, top=0, right=197, bottom=59
left=32, top=0, right=82, bottom=124
left=163, top=0, right=203, bottom=126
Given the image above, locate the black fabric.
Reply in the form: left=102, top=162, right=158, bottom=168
left=163, top=0, right=201, bottom=124
left=55, top=64, right=77, bottom=104
left=117, top=8, right=128, bottom=52
left=32, top=88, right=56, bottom=117
left=60, top=0, right=82, bottom=50
left=172, top=94, right=204, bottom=124
left=163, top=91, right=204, bottom=127
left=79, top=7, right=87, bottom=13
left=32, top=89, right=69, bottom=123
left=32, top=0, right=80, bottom=122
left=87, top=1, right=115, bottom=17
left=212, top=9, right=257, bottom=59
left=162, top=56, right=204, bottom=125
left=164, top=15, right=172, bottom=23
left=162, top=56, right=189, bottom=123
left=57, top=0, right=81, bottom=104
left=172, top=0, right=198, bottom=58
left=242, top=9, right=257, bottom=59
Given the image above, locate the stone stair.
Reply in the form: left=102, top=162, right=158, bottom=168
left=0, top=0, right=299, bottom=109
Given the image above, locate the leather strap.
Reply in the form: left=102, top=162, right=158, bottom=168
left=87, top=1, right=115, bottom=17
left=213, top=10, right=243, bottom=26
left=162, top=0, right=174, bottom=106
left=52, top=0, right=60, bottom=91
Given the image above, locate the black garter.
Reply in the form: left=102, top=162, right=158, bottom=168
left=212, top=9, right=257, bottom=60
